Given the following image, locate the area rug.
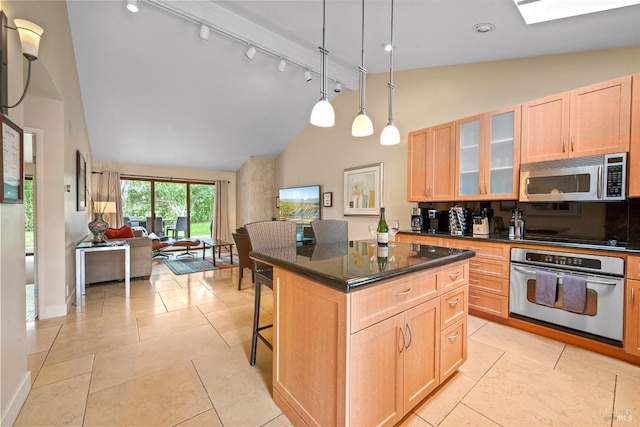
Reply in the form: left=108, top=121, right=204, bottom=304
left=166, top=256, right=237, bottom=275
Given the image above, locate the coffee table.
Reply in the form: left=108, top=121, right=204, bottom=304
left=200, top=237, right=234, bottom=266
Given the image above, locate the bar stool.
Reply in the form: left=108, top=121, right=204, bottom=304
left=310, top=219, right=348, bottom=244
left=245, top=220, right=297, bottom=366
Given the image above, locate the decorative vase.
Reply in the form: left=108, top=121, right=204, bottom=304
left=88, top=214, right=109, bottom=243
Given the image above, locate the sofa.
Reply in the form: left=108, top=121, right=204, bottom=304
left=84, top=235, right=152, bottom=285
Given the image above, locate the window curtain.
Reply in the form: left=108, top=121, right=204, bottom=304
left=213, top=180, right=231, bottom=242
left=104, top=171, right=123, bottom=228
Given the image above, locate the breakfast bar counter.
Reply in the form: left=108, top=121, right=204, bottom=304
left=250, top=241, right=474, bottom=426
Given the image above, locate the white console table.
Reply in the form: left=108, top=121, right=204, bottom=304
left=75, top=240, right=130, bottom=306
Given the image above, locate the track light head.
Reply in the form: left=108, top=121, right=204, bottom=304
left=334, top=82, right=343, bottom=93
left=126, top=0, right=139, bottom=13
left=304, top=70, right=312, bottom=82
left=244, top=45, right=257, bottom=60
left=199, top=23, right=210, bottom=40
left=278, top=58, right=286, bottom=72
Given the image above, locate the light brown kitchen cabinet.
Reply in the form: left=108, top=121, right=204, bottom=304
left=443, top=238, right=510, bottom=319
left=455, top=105, right=521, bottom=201
left=625, top=256, right=640, bottom=357
left=407, top=122, right=456, bottom=202
left=629, top=73, right=640, bottom=198
left=521, top=76, right=632, bottom=164
left=273, top=260, right=469, bottom=427
left=396, top=233, right=442, bottom=247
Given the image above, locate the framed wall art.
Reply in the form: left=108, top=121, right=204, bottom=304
left=76, top=150, right=87, bottom=211
left=343, top=162, right=383, bottom=216
left=0, top=115, right=24, bottom=203
left=323, top=192, right=333, bottom=207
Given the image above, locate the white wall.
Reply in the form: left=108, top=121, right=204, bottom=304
left=276, top=46, right=640, bottom=240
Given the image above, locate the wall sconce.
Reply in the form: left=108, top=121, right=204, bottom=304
left=0, top=11, right=44, bottom=114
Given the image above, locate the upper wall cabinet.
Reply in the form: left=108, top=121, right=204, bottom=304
left=630, top=74, right=640, bottom=198
left=521, top=76, right=632, bottom=164
left=455, top=106, right=521, bottom=201
left=407, top=122, right=456, bottom=202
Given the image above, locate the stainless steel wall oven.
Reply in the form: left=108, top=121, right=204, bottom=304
left=510, top=247, right=625, bottom=346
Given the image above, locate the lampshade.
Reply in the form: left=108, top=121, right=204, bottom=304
left=352, top=113, right=374, bottom=137
left=13, top=19, right=43, bottom=60
left=380, top=123, right=400, bottom=146
left=310, top=99, right=335, bottom=127
left=94, top=201, right=117, bottom=214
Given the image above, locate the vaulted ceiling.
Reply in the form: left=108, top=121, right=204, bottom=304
left=62, top=1, right=640, bottom=172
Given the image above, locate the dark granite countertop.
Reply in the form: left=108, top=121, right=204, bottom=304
left=398, top=231, right=640, bottom=254
left=250, top=240, right=475, bottom=293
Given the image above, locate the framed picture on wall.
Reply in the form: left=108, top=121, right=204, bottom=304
left=0, top=115, right=24, bottom=203
left=343, top=162, right=383, bottom=216
left=76, top=150, right=87, bottom=211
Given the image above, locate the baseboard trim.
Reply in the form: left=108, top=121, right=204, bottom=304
left=1, top=371, right=31, bottom=426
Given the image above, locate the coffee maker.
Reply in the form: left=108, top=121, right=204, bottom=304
left=410, top=208, right=423, bottom=232
left=425, top=209, right=439, bottom=234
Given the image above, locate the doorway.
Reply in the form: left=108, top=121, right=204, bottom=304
left=24, top=132, right=36, bottom=322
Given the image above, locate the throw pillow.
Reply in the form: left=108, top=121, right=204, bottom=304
left=105, top=226, right=135, bottom=239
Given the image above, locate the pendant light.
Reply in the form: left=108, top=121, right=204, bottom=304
left=310, top=0, right=335, bottom=127
left=380, top=0, right=400, bottom=145
left=351, top=0, right=373, bottom=137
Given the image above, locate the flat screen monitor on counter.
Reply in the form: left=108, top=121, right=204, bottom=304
left=278, top=185, right=321, bottom=225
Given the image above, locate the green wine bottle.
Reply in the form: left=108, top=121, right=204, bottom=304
left=377, top=207, right=388, bottom=247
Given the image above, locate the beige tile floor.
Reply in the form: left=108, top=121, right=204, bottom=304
left=17, top=259, right=640, bottom=426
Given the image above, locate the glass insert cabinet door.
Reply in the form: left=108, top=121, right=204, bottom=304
left=456, top=106, right=520, bottom=200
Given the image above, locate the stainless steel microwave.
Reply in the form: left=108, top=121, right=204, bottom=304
left=519, top=153, right=626, bottom=202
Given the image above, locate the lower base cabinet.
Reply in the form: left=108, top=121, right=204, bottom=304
left=273, top=262, right=469, bottom=427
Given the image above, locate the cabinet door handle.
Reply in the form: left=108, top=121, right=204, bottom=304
left=469, top=279, right=481, bottom=284
left=562, top=138, right=566, bottom=153
left=448, top=298, right=461, bottom=307
left=448, top=331, right=460, bottom=341
left=632, top=288, right=635, bottom=307
left=399, top=326, right=406, bottom=353
left=448, top=272, right=461, bottom=280
left=470, top=263, right=481, bottom=268
left=470, top=295, right=481, bottom=299
left=395, top=288, right=412, bottom=296
left=405, top=323, right=413, bottom=350
left=570, top=137, right=574, bottom=151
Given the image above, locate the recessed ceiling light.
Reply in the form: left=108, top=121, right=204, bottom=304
left=513, top=0, right=640, bottom=24
left=472, top=23, right=495, bottom=33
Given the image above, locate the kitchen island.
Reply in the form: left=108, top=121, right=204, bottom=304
left=251, top=241, right=474, bottom=427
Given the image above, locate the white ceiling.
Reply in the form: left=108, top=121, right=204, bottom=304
left=66, top=0, right=640, bottom=172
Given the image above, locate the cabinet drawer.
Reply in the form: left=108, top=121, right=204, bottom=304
left=438, top=262, right=468, bottom=292
left=351, top=270, right=438, bottom=333
left=440, top=318, right=467, bottom=380
left=441, top=285, right=468, bottom=330
left=469, top=273, right=509, bottom=296
left=468, top=289, right=509, bottom=318
left=628, top=256, right=640, bottom=279
left=468, top=258, right=509, bottom=278
left=396, top=233, right=442, bottom=247
left=444, top=239, right=509, bottom=261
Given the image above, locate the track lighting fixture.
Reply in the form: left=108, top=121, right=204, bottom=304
left=199, top=23, right=210, bottom=40
left=351, top=0, right=373, bottom=137
left=126, top=0, right=140, bottom=13
left=334, top=82, right=343, bottom=93
left=304, top=70, right=312, bottom=82
left=380, top=0, right=400, bottom=145
left=0, top=12, right=44, bottom=112
left=309, top=0, right=335, bottom=127
left=244, top=44, right=257, bottom=60
left=278, top=58, right=287, bottom=72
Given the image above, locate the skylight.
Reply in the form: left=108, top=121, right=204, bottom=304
left=513, top=0, right=640, bottom=24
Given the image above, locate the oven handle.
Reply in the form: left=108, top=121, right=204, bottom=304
left=512, top=265, right=620, bottom=286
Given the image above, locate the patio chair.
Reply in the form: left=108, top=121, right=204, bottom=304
left=245, top=220, right=297, bottom=366
left=146, top=216, right=164, bottom=237
left=167, top=216, right=188, bottom=238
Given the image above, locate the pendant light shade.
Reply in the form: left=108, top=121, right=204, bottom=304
left=310, top=0, right=335, bottom=127
left=380, top=0, right=400, bottom=145
left=352, top=0, right=373, bottom=137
